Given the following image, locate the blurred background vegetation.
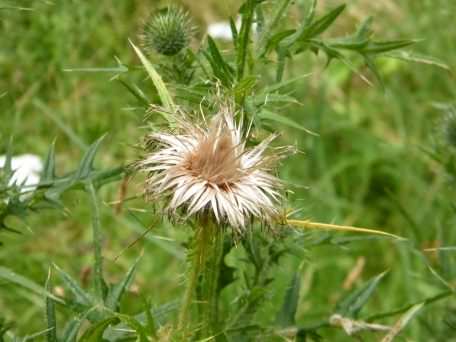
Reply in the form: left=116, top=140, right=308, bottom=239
left=1, top=0, right=456, bottom=340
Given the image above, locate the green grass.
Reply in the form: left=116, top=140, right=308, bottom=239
left=1, top=0, right=456, bottom=340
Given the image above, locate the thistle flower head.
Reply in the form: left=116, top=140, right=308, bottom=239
left=139, top=107, right=287, bottom=231
left=142, top=6, right=194, bottom=56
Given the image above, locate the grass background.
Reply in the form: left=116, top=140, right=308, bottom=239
left=1, top=0, right=456, bottom=340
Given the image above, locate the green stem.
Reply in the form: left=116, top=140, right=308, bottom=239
left=177, top=217, right=225, bottom=338
left=87, top=182, right=106, bottom=300
left=203, top=221, right=224, bottom=336
left=178, top=225, right=205, bottom=331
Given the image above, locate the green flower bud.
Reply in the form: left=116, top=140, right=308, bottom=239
left=142, top=6, right=193, bottom=56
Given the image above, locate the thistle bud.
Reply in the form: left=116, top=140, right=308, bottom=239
left=142, top=6, right=193, bottom=57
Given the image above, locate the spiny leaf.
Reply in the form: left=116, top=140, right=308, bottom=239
left=384, top=51, right=450, bottom=70
left=0, top=266, right=64, bottom=304
left=45, top=268, right=57, bottom=342
left=236, top=0, right=255, bottom=80
left=113, top=314, right=148, bottom=342
left=363, top=39, right=416, bottom=54
left=276, top=271, right=301, bottom=327
left=129, top=40, right=175, bottom=111
left=204, top=36, right=235, bottom=86
left=53, top=264, right=93, bottom=306
left=105, top=255, right=141, bottom=311
left=79, top=316, right=119, bottom=342
left=301, top=4, right=346, bottom=40
left=42, top=139, right=56, bottom=183
left=336, top=271, right=388, bottom=318
left=75, top=134, right=106, bottom=180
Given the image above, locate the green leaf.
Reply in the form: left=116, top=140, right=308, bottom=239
left=276, top=272, right=301, bottom=327
left=42, top=140, right=56, bottom=183
left=257, top=0, right=293, bottom=56
left=204, top=36, right=235, bottom=86
left=45, top=268, right=57, bottom=342
left=117, top=79, right=150, bottom=106
left=79, top=316, right=119, bottom=342
left=258, top=109, right=317, bottom=135
left=363, top=39, right=416, bottom=54
left=53, top=264, right=93, bottom=306
left=384, top=51, right=450, bottom=70
left=236, top=0, right=255, bottom=80
left=105, top=256, right=141, bottom=311
left=61, top=318, right=84, bottom=342
left=23, top=328, right=54, bottom=341
left=144, top=299, right=158, bottom=338
left=0, top=266, right=64, bottom=304
left=113, top=314, right=148, bottom=342
left=129, top=40, right=175, bottom=111
left=336, top=271, right=388, bottom=318
left=75, top=135, right=106, bottom=180
left=302, top=4, right=346, bottom=39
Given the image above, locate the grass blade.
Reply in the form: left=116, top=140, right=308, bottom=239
left=129, top=40, right=174, bottom=111
left=381, top=303, right=424, bottom=342
left=45, top=268, right=57, bottom=342
left=0, top=266, right=64, bottom=304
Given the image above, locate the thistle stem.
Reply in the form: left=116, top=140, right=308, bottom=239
left=202, top=220, right=224, bottom=336
left=178, top=224, right=205, bottom=330
left=177, top=217, right=224, bottom=337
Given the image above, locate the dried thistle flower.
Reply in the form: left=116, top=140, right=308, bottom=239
left=142, top=6, right=194, bottom=56
left=139, top=106, right=287, bottom=231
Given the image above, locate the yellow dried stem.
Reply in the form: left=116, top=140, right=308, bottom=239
left=286, top=219, right=404, bottom=240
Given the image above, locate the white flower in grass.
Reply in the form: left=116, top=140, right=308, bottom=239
left=139, top=107, right=286, bottom=231
left=0, top=154, right=43, bottom=193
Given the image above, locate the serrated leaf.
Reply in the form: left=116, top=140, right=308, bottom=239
left=45, top=268, right=57, bottom=342
left=53, top=264, right=93, bottom=306
left=258, top=109, right=316, bottom=135
left=75, top=135, right=106, bottom=180
left=79, top=316, right=119, bottom=342
left=129, top=40, right=174, bottom=111
left=302, top=4, right=346, bottom=39
left=276, top=272, right=301, bottom=327
left=336, top=271, right=388, bottom=318
left=105, top=256, right=141, bottom=311
left=0, top=266, right=64, bottom=304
